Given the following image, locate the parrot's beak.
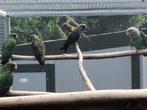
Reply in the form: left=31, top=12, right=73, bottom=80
left=126, top=28, right=133, bottom=37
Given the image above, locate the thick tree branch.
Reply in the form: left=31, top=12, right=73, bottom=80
left=75, top=43, right=96, bottom=91
left=4, top=49, right=147, bottom=61
left=0, top=89, right=147, bottom=109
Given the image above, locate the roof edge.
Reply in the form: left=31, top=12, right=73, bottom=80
left=0, top=10, right=7, bottom=17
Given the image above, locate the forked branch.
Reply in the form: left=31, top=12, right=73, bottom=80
left=75, top=42, right=96, bottom=91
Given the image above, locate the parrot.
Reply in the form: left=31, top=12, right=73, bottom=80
left=1, top=33, right=18, bottom=65
left=0, top=62, right=17, bottom=96
left=126, top=27, right=147, bottom=50
left=28, top=33, right=45, bottom=66
left=61, top=24, right=87, bottom=53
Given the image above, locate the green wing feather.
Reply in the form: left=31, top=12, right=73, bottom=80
left=1, top=37, right=16, bottom=65
left=32, top=37, right=45, bottom=65
left=130, top=37, right=144, bottom=49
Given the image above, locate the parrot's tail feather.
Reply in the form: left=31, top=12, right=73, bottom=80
left=35, top=56, right=45, bottom=66
left=39, top=60, right=45, bottom=66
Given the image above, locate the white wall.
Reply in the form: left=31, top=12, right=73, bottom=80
left=140, top=56, right=147, bottom=88
left=12, top=72, right=46, bottom=91
left=55, top=46, right=132, bottom=92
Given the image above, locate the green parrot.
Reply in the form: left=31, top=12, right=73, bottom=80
left=1, top=33, right=18, bottom=65
left=0, top=62, right=17, bottom=96
left=126, top=27, right=147, bottom=50
left=28, top=34, right=45, bottom=66
left=61, top=24, right=87, bottom=53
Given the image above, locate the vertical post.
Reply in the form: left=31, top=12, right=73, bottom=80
left=131, top=55, right=140, bottom=89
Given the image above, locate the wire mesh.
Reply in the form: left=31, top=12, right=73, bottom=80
left=0, top=0, right=146, bottom=16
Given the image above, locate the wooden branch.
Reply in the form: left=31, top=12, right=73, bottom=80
left=5, top=90, right=54, bottom=96
left=5, top=49, right=147, bottom=61
left=75, top=43, right=96, bottom=91
left=0, top=89, right=147, bottom=109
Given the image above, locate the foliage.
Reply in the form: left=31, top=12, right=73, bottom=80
left=10, top=17, right=66, bottom=44
left=10, top=15, right=147, bottom=44
left=80, top=16, right=132, bottom=34
left=129, top=15, right=147, bottom=28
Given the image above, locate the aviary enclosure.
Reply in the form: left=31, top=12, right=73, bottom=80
left=0, top=0, right=147, bottom=110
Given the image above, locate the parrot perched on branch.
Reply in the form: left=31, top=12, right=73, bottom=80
left=61, top=24, right=87, bottom=53
left=59, top=16, right=89, bottom=38
left=28, top=33, right=45, bottom=66
left=126, top=27, right=147, bottom=50
left=0, top=62, right=17, bottom=96
left=1, top=33, right=18, bottom=65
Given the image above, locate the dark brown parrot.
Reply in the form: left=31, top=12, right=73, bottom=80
left=61, top=24, right=87, bottom=53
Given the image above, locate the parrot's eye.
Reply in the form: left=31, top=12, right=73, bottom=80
left=81, top=25, right=87, bottom=31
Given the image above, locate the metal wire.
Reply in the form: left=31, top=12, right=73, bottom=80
left=0, top=0, right=146, bottom=16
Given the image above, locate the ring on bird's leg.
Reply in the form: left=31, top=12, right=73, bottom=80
left=1, top=34, right=18, bottom=65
